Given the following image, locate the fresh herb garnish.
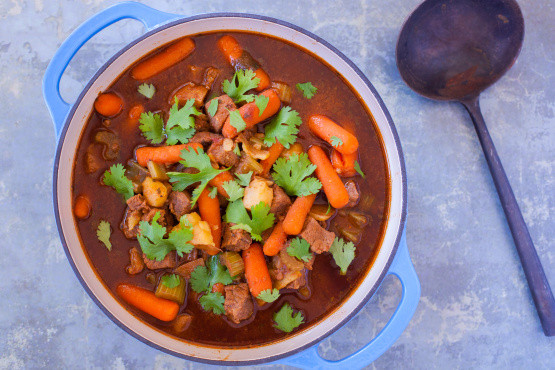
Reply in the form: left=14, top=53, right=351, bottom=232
left=222, top=69, right=260, bottom=103
left=329, top=237, right=356, bottom=275
left=103, top=163, right=134, bottom=200
left=96, top=220, right=112, bottom=251
left=138, top=213, right=194, bottom=261
left=167, top=147, right=229, bottom=205
left=225, top=201, right=275, bottom=241
left=272, top=153, right=322, bottom=197
left=138, top=83, right=155, bottom=99
left=235, top=171, right=253, bottom=187
left=264, top=107, right=302, bottom=149
left=287, top=238, right=313, bottom=262
left=254, top=94, right=269, bottom=116
left=138, top=112, right=165, bottom=144
left=296, top=82, right=317, bottom=99
left=233, top=143, right=241, bottom=156
left=273, top=303, right=304, bottom=333
left=139, top=98, right=199, bottom=145
left=258, top=288, right=280, bottom=303
left=190, top=256, right=233, bottom=294
left=208, top=186, right=218, bottom=199
left=161, top=274, right=181, bottom=288
left=222, top=180, right=244, bottom=202
left=228, top=109, right=246, bottom=132
left=199, top=292, right=226, bottom=314
left=330, top=136, right=343, bottom=148
left=354, top=160, right=366, bottom=178
left=206, top=98, right=219, bottom=117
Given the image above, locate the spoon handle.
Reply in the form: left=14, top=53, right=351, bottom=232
left=462, top=97, right=555, bottom=336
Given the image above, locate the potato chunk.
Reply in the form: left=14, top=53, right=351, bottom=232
left=142, top=177, right=168, bottom=207
left=243, top=177, right=274, bottom=210
left=185, top=212, right=215, bottom=247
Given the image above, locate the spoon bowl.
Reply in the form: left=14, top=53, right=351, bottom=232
left=396, top=0, right=555, bottom=336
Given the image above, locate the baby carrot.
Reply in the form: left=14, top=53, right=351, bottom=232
left=208, top=171, right=234, bottom=198
left=308, top=115, right=359, bottom=155
left=260, top=141, right=284, bottom=175
left=330, top=149, right=357, bottom=177
left=308, top=145, right=349, bottom=209
left=74, top=195, right=91, bottom=219
left=131, top=37, right=195, bottom=80
left=263, top=221, right=287, bottom=256
left=253, top=68, right=271, bottom=91
left=94, top=92, right=123, bottom=117
left=135, top=142, right=202, bottom=167
left=282, top=193, right=317, bottom=235
left=116, top=283, right=179, bottom=322
left=198, top=188, right=222, bottom=250
left=242, top=243, right=272, bottom=298
left=222, top=89, right=280, bottom=138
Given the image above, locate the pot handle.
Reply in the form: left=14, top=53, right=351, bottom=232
left=277, top=229, right=420, bottom=369
left=42, top=1, right=179, bottom=139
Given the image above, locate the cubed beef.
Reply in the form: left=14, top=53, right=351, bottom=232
left=300, top=217, right=335, bottom=254
left=85, top=143, right=102, bottom=173
left=206, top=95, right=236, bottom=133
left=194, top=113, right=212, bottom=132
left=222, top=223, right=252, bottom=252
left=190, top=131, right=222, bottom=146
left=143, top=250, right=177, bottom=270
left=172, top=313, right=193, bottom=333
left=126, top=247, right=144, bottom=275
left=224, top=283, right=254, bottom=324
left=174, top=258, right=205, bottom=279
left=127, top=194, right=148, bottom=211
left=344, top=180, right=360, bottom=207
left=168, top=191, right=192, bottom=219
left=202, top=67, right=221, bottom=89
left=270, top=185, right=292, bottom=218
left=269, top=249, right=307, bottom=290
left=172, top=82, right=208, bottom=108
left=208, top=137, right=240, bottom=167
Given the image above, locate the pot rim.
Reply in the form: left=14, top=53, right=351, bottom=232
left=52, top=12, right=407, bottom=365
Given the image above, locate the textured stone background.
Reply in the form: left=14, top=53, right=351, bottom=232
left=0, top=0, right=553, bottom=368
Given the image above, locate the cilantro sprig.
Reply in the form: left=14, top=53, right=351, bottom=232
left=199, top=292, right=226, bottom=314
left=190, top=256, right=233, bottom=294
left=235, top=172, right=253, bottom=187
left=225, top=201, right=275, bottom=241
left=296, top=82, right=317, bottom=99
left=330, top=136, right=343, bottom=148
left=167, top=147, right=230, bottom=205
left=228, top=109, right=246, bottom=132
left=254, top=94, right=269, bottom=116
left=272, top=153, right=322, bottom=197
left=354, top=160, right=366, bottom=178
left=273, top=303, right=304, bottom=333
left=138, top=83, right=155, bottom=99
left=287, top=238, right=312, bottom=262
left=258, top=288, right=280, bottom=303
left=138, top=213, right=194, bottom=261
left=222, top=69, right=260, bottom=103
left=139, top=98, right=199, bottom=145
left=264, top=107, right=302, bottom=149
left=329, top=237, right=356, bottom=275
left=96, top=220, right=112, bottom=251
left=222, top=180, right=244, bottom=202
left=161, top=274, right=181, bottom=288
left=103, top=163, right=134, bottom=200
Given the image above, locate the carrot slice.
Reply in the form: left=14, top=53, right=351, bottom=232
left=94, top=92, right=123, bottom=117
left=260, top=141, right=284, bottom=175
left=74, top=195, right=91, bottom=219
left=116, top=283, right=179, bottom=322
left=208, top=171, right=234, bottom=198
left=330, top=149, right=357, bottom=177
left=282, top=194, right=317, bottom=235
left=308, top=145, right=349, bottom=209
left=308, top=115, right=359, bottom=155
left=262, top=221, right=287, bottom=256
left=242, top=243, right=272, bottom=298
left=198, top=188, right=222, bottom=250
left=222, top=89, right=280, bottom=138
left=135, top=142, right=202, bottom=167
left=131, top=37, right=195, bottom=80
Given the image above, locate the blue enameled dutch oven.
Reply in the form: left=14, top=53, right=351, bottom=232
left=43, top=2, right=420, bottom=367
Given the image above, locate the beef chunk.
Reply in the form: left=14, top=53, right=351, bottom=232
left=122, top=194, right=170, bottom=239
left=206, top=95, right=236, bottom=133
left=194, top=113, right=212, bottom=132
left=174, top=258, right=205, bottom=279
left=126, top=247, right=144, bottom=275
left=168, top=191, right=192, bottom=219
left=202, top=67, right=221, bottom=89
left=345, top=180, right=360, bottom=207
left=300, top=217, right=335, bottom=254
left=172, top=82, right=208, bottom=108
left=208, top=137, right=240, bottom=167
left=270, top=185, right=292, bottom=218
left=224, top=283, right=254, bottom=324
left=127, top=194, right=148, bottom=211
left=143, top=251, right=177, bottom=270
left=222, top=223, right=252, bottom=252
left=190, top=131, right=222, bottom=146
left=269, top=249, right=307, bottom=290
left=84, top=143, right=102, bottom=173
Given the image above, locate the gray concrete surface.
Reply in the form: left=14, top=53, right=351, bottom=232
left=0, top=0, right=553, bottom=368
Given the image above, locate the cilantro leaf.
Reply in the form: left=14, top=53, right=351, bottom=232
left=138, top=213, right=194, bottom=261
left=161, top=274, right=181, bottom=288
left=222, top=69, right=260, bottom=103
left=228, top=109, right=246, bottom=133
left=103, top=164, right=134, bottom=200
left=208, top=186, right=218, bottom=199
left=264, top=107, right=302, bottom=149
left=254, top=94, right=269, bottom=116
left=354, top=160, right=366, bottom=179
left=235, top=171, right=253, bottom=187
left=233, top=143, right=241, bottom=156
left=225, top=201, right=275, bottom=241
left=258, top=288, right=280, bottom=303
left=296, top=82, right=317, bottom=99
left=272, top=153, right=322, bottom=197
left=273, top=303, right=304, bottom=333
left=222, top=180, right=244, bottom=202
left=167, top=147, right=229, bottom=205
left=330, top=237, right=356, bottom=275
left=190, top=256, right=233, bottom=293
left=138, top=83, right=155, bottom=99
left=139, top=112, right=165, bottom=144
left=165, top=98, right=199, bottom=145
left=330, top=136, right=343, bottom=148
left=206, top=98, right=218, bottom=117
left=287, top=238, right=313, bottom=262
left=199, top=292, right=225, bottom=315
left=96, top=220, right=112, bottom=251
